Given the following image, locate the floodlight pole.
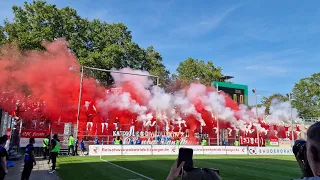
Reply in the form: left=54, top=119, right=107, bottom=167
left=156, top=77, right=160, bottom=134
left=252, top=88, right=260, bottom=147
left=216, top=84, right=220, bottom=146
left=76, top=66, right=84, bottom=140
left=288, top=93, right=295, bottom=146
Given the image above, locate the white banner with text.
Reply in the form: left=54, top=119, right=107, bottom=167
left=248, top=146, right=293, bottom=155
left=89, top=145, right=249, bottom=156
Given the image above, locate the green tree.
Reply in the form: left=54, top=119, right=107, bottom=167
left=292, top=72, right=320, bottom=118
left=144, top=46, right=170, bottom=88
left=261, top=93, right=288, bottom=114
left=1, top=0, right=169, bottom=86
left=0, top=27, right=5, bottom=45
left=175, top=58, right=224, bottom=87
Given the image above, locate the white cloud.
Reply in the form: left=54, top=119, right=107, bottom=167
left=245, top=65, right=288, bottom=75
left=170, top=4, right=242, bottom=37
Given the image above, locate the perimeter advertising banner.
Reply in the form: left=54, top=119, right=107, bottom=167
left=89, top=145, right=248, bottom=156
left=19, top=129, right=47, bottom=147
left=248, top=146, right=292, bottom=155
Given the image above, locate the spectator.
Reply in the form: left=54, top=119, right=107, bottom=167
left=294, top=122, right=320, bottom=179
left=21, top=138, right=36, bottom=180
left=166, top=159, right=221, bottom=180
left=74, top=137, right=79, bottom=156
left=114, top=117, right=119, bottom=130
left=129, top=137, right=134, bottom=145
left=2, top=136, right=9, bottom=152
left=94, top=137, right=99, bottom=145
left=0, top=136, right=8, bottom=180
left=222, top=139, right=227, bottom=146
left=135, top=137, right=141, bottom=145
left=80, top=139, right=86, bottom=156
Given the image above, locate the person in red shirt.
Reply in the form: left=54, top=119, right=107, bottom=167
left=129, top=119, right=136, bottom=136
left=101, top=118, right=108, bottom=133
left=85, top=101, right=96, bottom=131
left=113, top=117, right=119, bottom=131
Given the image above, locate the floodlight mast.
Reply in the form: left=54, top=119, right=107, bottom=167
left=75, top=66, right=160, bottom=139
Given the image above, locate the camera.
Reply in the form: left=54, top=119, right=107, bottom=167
left=293, top=140, right=313, bottom=177
left=293, top=140, right=307, bottom=159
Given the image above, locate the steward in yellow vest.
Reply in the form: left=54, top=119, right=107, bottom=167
left=49, top=134, right=60, bottom=174
left=234, top=140, right=240, bottom=146
left=114, top=136, right=122, bottom=145
left=201, top=139, right=207, bottom=146
left=42, top=135, right=50, bottom=159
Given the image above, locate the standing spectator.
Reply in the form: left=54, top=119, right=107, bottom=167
left=49, top=134, right=60, bottom=174
left=21, top=138, right=36, bottom=180
left=135, top=137, right=141, bottom=145
left=74, top=137, right=79, bottom=156
left=114, top=117, right=119, bottom=130
left=2, top=135, right=9, bottom=152
left=129, top=119, right=136, bottom=136
left=42, top=135, right=50, bottom=159
left=80, top=139, right=85, bottom=156
left=94, top=137, right=99, bottom=145
left=0, top=137, right=8, bottom=180
left=129, top=137, right=134, bottom=145
left=67, top=135, right=75, bottom=156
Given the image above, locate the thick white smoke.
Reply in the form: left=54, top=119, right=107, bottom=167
left=96, top=68, right=302, bottom=133
left=266, top=99, right=302, bottom=125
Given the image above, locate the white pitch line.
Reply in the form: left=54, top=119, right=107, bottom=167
left=101, top=159, right=154, bottom=180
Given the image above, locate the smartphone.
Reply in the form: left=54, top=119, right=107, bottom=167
left=178, top=148, right=194, bottom=172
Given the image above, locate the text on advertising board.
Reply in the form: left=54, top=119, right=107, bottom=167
left=21, top=130, right=47, bottom=138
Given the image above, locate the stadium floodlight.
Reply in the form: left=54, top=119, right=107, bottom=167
left=252, top=88, right=260, bottom=147
left=286, top=93, right=296, bottom=147
left=75, top=66, right=160, bottom=140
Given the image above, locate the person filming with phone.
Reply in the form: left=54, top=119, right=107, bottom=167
left=293, top=122, right=320, bottom=180
left=167, top=148, right=221, bottom=180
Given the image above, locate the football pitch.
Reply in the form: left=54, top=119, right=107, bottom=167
left=57, top=155, right=301, bottom=180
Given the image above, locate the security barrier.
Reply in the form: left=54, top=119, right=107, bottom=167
left=88, top=145, right=293, bottom=156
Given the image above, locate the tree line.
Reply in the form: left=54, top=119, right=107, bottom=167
left=0, top=0, right=224, bottom=92
left=260, top=73, right=320, bottom=118
left=0, top=1, right=319, bottom=118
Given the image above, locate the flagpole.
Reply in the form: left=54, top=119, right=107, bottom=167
left=76, top=66, right=84, bottom=140
left=216, top=84, right=220, bottom=146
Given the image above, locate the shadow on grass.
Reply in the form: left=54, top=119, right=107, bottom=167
left=58, top=157, right=302, bottom=180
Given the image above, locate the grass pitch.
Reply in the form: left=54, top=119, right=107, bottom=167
left=57, top=155, right=301, bottom=180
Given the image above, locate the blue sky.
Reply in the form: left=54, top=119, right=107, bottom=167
left=1, top=0, right=320, bottom=104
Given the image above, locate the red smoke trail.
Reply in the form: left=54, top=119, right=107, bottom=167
left=0, top=40, right=104, bottom=134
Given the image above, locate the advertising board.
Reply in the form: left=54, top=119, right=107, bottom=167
left=248, top=147, right=292, bottom=155
left=89, top=145, right=247, bottom=156
left=19, top=129, right=47, bottom=147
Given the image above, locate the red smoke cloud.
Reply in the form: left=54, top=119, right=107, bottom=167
left=0, top=40, right=301, bottom=142
left=0, top=40, right=103, bottom=130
